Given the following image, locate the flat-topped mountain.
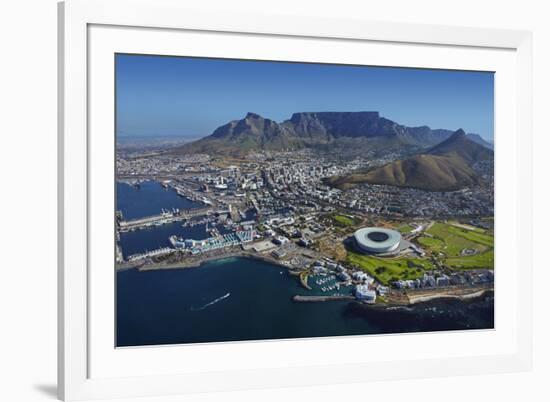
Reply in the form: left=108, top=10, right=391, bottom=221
left=327, top=129, right=494, bottom=192
left=171, top=111, right=491, bottom=157
left=288, top=111, right=404, bottom=138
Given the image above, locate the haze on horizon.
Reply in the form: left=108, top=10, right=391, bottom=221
left=116, top=54, right=494, bottom=142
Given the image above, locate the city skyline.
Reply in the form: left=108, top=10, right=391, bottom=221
left=115, top=54, right=495, bottom=141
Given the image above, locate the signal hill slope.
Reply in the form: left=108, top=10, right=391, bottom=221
left=327, top=129, right=493, bottom=191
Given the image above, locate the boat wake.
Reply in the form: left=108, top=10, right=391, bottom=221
left=191, top=292, right=230, bottom=311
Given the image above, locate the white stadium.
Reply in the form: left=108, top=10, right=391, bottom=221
left=353, top=227, right=402, bottom=254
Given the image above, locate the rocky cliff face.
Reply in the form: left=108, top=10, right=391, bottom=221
left=211, top=112, right=293, bottom=140
left=173, top=111, right=492, bottom=156
left=289, top=111, right=388, bottom=137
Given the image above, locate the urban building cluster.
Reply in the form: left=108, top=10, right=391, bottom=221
left=116, top=147, right=494, bottom=304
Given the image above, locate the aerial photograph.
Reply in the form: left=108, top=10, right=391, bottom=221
left=115, top=54, right=495, bottom=347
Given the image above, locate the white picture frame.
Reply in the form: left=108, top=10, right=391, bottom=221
left=58, top=0, right=533, bottom=400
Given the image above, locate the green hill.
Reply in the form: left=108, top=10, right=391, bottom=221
left=328, top=129, right=493, bottom=191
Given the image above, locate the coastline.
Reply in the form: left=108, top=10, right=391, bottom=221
left=116, top=253, right=493, bottom=308
left=117, top=251, right=290, bottom=272
left=406, top=287, right=492, bottom=305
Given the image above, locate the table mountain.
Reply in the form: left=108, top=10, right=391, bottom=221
left=171, top=112, right=491, bottom=157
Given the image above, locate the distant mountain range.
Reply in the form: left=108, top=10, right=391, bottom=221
left=326, top=129, right=494, bottom=191
left=171, top=111, right=493, bottom=157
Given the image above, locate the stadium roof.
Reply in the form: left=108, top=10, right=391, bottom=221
left=353, top=227, right=402, bottom=253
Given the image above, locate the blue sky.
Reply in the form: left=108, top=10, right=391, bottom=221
left=116, top=54, right=494, bottom=141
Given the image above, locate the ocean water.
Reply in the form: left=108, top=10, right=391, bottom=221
left=116, top=181, right=494, bottom=347
left=117, top=181, right=204, bottom=257
left=117, top=180, right=200, bottom=220
left=116, top=257, right=494, bottom=347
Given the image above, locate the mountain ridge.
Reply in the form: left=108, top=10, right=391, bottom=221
left=171, top=111, right=492, bottom=156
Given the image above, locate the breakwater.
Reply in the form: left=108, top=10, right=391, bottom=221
left=293, top=295, right=355, bottom=302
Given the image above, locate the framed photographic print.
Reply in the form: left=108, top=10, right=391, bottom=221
left=114, top=55, right=497, bottom=347
left=58, top=0, right=533, bottom=400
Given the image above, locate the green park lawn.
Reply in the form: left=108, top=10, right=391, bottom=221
left=396, top=224, right=414, bottom=234
left=421, top=222, right=492, bottom=256
left=445, top=250, right=494, bottom=270
left=333, top=214, right=357, bottom=226
left=346, top=251, right=433, bottom=285
left=417, top=236, right=446, bottom=253
left=416, top=222, right=494, bottom=270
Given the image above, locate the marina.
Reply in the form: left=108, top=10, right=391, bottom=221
left=117, top=207, right=211, bottom=232
left=169, top=230, right=256, bottom=254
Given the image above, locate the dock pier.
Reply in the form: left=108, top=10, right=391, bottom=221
left=118, top=207, right=212, bottom=232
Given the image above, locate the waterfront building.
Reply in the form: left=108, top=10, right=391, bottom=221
left=355, top=285, right=377, bottom=302
left=352, top=271, right=375, bottom=284
left=312, top=266, right=328, bottom=275
left=338, top=272, right=351, bottom=281
left=170, top=230, right=256, bottom=254
left=127, top=247, right=173, bottom=262
left=422, top=274, right=436, bottom=287
left=377, top=286, right=389, bottom=296
left=436, top=275, right=451, bottom=287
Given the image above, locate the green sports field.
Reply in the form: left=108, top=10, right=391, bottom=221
left=417, top=222, right=494, bottom=269
left=332, top=214, right=357, bottom=226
